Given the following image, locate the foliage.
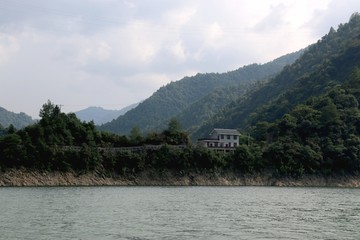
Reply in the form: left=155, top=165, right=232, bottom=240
left=194, top=13, right=360, bottom=139
left=1, top=72, right=360, bottom=176
left=259, top=76, right=360, bottom=175
left=99, top=50, right=303, bottom=135
left=0, top=106, right=34, bottom=129
left=0, top=101, right=191, bottom=173
left=2, top=14, right=360, bottom=178
left=0, top=124, right=6, bottom=136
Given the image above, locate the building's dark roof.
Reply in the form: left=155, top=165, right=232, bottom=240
left=211, top=128, right=240, bottom=136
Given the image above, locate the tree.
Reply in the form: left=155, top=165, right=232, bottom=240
left=0, top=134, right=24, bottom=167
left=129, top=127, right=143, bottom=145
left=163, top=118, right=189, bottom=145
left=167, top=118, right=181, bottom=134
left=0, top=124, right=5, bottom=136
left=278, top=114, right=297, bottom=135
left=233, top=145, right=257, bottom=172
left=319, top=100, right=340, bottom=127
left=39, top=100, right=60, bottom=121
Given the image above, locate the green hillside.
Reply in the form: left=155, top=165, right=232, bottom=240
left=75, top=103, right=138, bottom=125
left=2, top=14, right=360, bottom=178
left=99, top=51, right=302, bottom=135
left=257, top=74, right=360, bottom=175
left=194, top=13, right=360, bottom=140
left=0, top=107, right=34, bottom=129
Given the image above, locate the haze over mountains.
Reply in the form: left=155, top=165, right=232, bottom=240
left=2, top=12, right=360, bottom=180
left=99, top=50, right=303, bottom=135
left=0, top=103, right=138, bottom=129
left=2, top=12, right=360, bottom=145
left=75, top=103, right=138, bottom=125
left=0, top=107, right=34, bottom=129
left=193, top=13, right=360, bottom=139
left=98, top=13, right=360, bottom=143
left=2, top=48, right=299, bottom=131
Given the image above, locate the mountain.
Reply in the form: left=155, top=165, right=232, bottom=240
left=75, top=103, right=138, bottom=125
left=171, top=51, right=304, bottom=135
left=0, top=106, right=34, bottom=129
left=193, top=13, right=360, bottom=139
left=100, top=50, right=303, bottom=135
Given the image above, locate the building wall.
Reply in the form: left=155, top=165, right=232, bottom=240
left=218, top=134, right=238, bottom=147
left=198, top=129, right=240, bottom=149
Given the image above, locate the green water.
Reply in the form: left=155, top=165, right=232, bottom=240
left=0, top=186, right=359, bottom=239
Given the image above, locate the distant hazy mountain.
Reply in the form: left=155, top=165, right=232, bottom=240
left=100, top=50, right=303, bottom=135
left=75, top=103, right=138, bottom=125
left=0, top=106, right=34, bottom=129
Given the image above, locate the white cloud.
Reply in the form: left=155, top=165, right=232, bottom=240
left=305, top=0, right=360, bottom=37
left=96, top=42, right=112, bottom=61
left=169, top=41, right=187, bottom=62
left=0, top=0, right=359, bottom=118
left=204, top=22, right=225, bottom=48
left=165, top=6, right=197, bottom=26
left=0, top=34, right=20, bottom=64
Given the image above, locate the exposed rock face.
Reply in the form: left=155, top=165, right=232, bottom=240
left=0, top=169, right=359, bottom=187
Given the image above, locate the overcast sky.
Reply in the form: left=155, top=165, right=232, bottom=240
left=0, top=0, right=359, bottom=118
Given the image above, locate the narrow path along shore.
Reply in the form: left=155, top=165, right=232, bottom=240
left=1, top=169, right=360, bottom=187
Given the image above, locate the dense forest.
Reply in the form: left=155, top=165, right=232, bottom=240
left=0, top=106, right=34, bottom=129
left=1, top=14, right=360, bottom=179
left=1, top=72, right=360, bottom=177
left=0, top=101, right=225, bottom=174
left=99, top=51, right=302, bottom=135
left=194, top=13, right=360, bottom=139
left=248, top=69, right=360, bottom=176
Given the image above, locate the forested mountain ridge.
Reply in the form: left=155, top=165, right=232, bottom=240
left=247, top=68, right=360, bottom=176
left=193, top=13, right=360, bottom=139
left=2, top=14, right=360, bottom=178
left=0, top=106, right=34, bottom=129
left=100, top=50, right=303, bottom=135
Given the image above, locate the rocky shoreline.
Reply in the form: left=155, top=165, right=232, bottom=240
left=1, top=168, right=360, bottom=187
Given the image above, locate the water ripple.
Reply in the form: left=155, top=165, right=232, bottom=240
left=0, top=186, right=359, bottom=240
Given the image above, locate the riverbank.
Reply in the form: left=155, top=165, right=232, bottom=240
left=0, top=168, right=360, bottom=187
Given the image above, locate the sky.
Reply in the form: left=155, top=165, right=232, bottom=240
left=0, top=0, right=359, bottom=118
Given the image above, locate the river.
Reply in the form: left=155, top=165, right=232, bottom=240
left=0, top=186, right=359, bottom=239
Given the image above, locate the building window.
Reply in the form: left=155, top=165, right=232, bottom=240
left=234, top=135, right=237, bottom=140
left=221, top=134, right=224, bottom=139
left=234, top=143, right=237, bottom=147
left=227, top=135, right=230, bottom=139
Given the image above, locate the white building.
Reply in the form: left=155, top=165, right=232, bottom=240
left=198, top=128, right=240, bottom=150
